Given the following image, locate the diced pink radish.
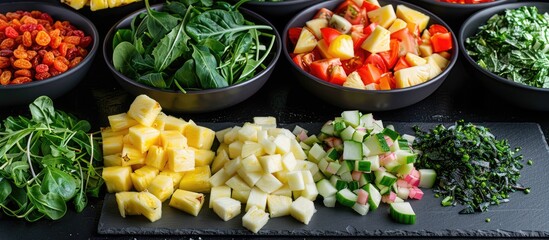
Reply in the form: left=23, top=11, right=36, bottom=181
left=298, top=130, right=308, bottom=141
left=411, top=187, right=424, bottom=200
left=404, top=174, right=420, bottom=187
left=380, top=152, right=396, bottom=166
left=397, top=179, right=410, bottom=188
left=356, top=189, right=369, bottom=205
left=324, top=137, right=337, bottom=148
left=352, top=171, right=362, bottom=181
left=409, top=188, right=416, bottom=199
left=381, top=192, right=397, bottom=203
left=333, top=138, right=343, bottom=148
left=384, top=136, right=394, bottom=147
left=411, top=168, right=420, bottom=178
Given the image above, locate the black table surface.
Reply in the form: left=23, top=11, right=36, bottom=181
left=0, top=1, right=548, bottom=240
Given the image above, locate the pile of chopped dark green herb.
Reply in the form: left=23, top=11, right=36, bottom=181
left=465, top=6, right=549, bottom=88
left=412, top=120, right=527, bottom=214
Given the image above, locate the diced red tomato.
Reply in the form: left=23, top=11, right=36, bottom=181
left=363, top=22, right=378, bottom=38
left=430, top=32, right=453, bottom=52
left=378, top=39, right=400, bottom=69
left=393, top=56, right=410, bottom=72
left=378, top=72, right=394, bottom=90
left=342, top=48, right=366, bottom=74
left=365, top=53, right=388, bottom=74
left=293, top=51, right=319, bottom=72
left=357, top=63, right=382, bottom=84
left=320, top=27, right=342, bottom=46
left=288, top=27, right=302, bottom=46
left=314, top=8, right=334, bottom=19
left=329, top=65, right=348, bottom=85
left=335, top=0, right=369, bottom=25
left=309, top=58, right=346, bottom=83
left=391, top=27, right=419, bottom=56
left=428, top=24, right=449, bottom=36
left=351, top=31, right=367, bottom=49
left=362, top=1, right=380, bottom=11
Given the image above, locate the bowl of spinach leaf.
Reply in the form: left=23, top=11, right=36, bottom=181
left=460, top=2, right=549, bottom=111
left=103, top=0, right=281, bottom=113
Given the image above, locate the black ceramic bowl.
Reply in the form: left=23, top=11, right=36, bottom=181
left=104, top=4, right=281, bottom=113
left=459, top=2, right=549, bottom=111
left=414, top=0, right=516, bottom=30
left=0, top=2, right=99, bottom=107
left=231, top=0, right=324, bottom=29
left=283, top=0, right=458, bottom=111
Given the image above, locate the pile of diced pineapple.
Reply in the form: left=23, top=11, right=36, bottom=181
left=209, top=117, right=319, bottom=232
left=101, top=95, right=216, bottom=222
left=101, top=95, right=320, bottom=233
left=61, top=0, right=141, bottom=11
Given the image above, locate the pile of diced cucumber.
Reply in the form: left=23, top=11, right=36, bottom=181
left=295, top=110, right=436, bottom=224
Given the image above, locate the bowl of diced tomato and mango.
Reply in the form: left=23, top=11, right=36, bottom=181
left=283, top=0, right=458, bottom=111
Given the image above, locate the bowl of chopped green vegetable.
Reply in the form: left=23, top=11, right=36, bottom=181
left=460, top=2, right=549, bottom=111
left=414, top=0, right=516, bottom=31
left=283, top=0, right=458, bottom=111
left=103, top=0, right=281, bottom=113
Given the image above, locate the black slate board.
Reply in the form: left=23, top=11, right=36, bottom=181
left=97, top=122, right=549, bottom=237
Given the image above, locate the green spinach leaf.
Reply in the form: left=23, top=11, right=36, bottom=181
left=192, top=45, right=228, bottom=88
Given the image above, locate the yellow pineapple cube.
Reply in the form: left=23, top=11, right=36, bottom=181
left=211, top=149, right=230, bottom=173
left=343, top=72, right=365, bottom=90
left=209, top=185, right=232, bottom=208
left=361, top=25, right=391, bottom=53
left=102, top=135, right=124, bottom=156
left=396, top=4, right=430, bottom=31
left=430, top=53, right=450, bottom=69
left=102, top=166, right=133, bottom=193
left=108, top=113, right=138, bottom=132
left=147, top=175, right=174, bottom=202
left=167, top=148, right=195, bottom=172
left=395, top=64, right=430, bottom=88
left=228, top=141, right=243, bottom=159
left=151, top=112, right=167, bottom=131
left=121, top=143, right=146, bottom=166
left=115, top=191, right=162, bottom=222
left=160, top=130, right=188, bottom=149
left=131, top=166, right=160, bottom=191
left=241, top=141, right=264, bottom=158
left=184, top=124, right=215, bottom=150
left=388, top=18, right=407, bottom=33
left=90, top=0, right=109, bottom=11
left=127, top=94, right=162, bottom=127
left=104, top=154, right=123, bottom=167
left=232, top=189, right=251, bottom=203
left=169, top=189, right=205, bottom=216
left=61, top=0, right=88, bottom=10
left=101, top=127, right=128, bottom=138
left=253, top=116, right=276, bottom=129
left=159, top=170, right=186, bottom=188
left=419, top=44, right=433, bottom=57
left=179, top=166, right=212, bottom=193
left=193, top=149, right=215, bottom=167
left=128, top=125, right=160, bottom=153
left=367, top=5, right=397, bottom=29
left=241, top=154, right=263, bottom=172
left=217, top=143, right=229, bottom=155
left=145, top=145, right=167, bottom=169
left=215, top=128, right=232, bottom=143
left=163, top=115, right=190, bottom=133
left=405, top=52, right=427, bottom=66
left=238, top=125, right=258, bottom=142
left=221, top=127, right=237, bottom=144
left=425, top=55, right=443, bottom=79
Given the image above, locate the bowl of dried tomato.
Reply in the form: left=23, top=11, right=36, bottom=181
left=0, top=2, right=98, bottom=107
